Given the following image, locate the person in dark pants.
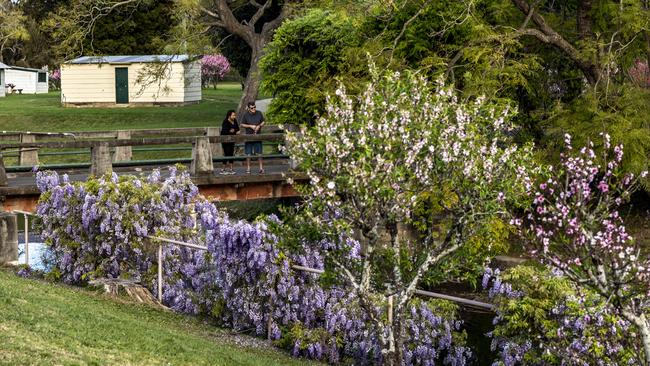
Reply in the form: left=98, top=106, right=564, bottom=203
left=240, top=101, right=265, bottom=174
left=220, top=110, right=239, bottom=174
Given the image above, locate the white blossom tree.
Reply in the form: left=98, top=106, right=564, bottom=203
left=285, top=64, right=537, bottom=365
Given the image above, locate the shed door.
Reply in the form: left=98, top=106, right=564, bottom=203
left=115, top=67, right=129, bottom=104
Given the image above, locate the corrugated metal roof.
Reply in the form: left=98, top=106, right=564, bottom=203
left=67, top=55, right=191, bottom=64
left=7, top=66, right=44, bottom=73
left=0, top=62, right=9, bottom=69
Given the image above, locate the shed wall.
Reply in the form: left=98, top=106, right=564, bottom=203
left=36, top=75, right=49, bottom=93
left=183, top=62, right=202, bottom=102
left=61, top=62, right=198, bottom=105
left=5, top=69, right=37, bottom=94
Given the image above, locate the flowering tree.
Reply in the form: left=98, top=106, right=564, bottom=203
left=520, top=134, right=650, bottom=364
left=629, top=59, right=650, bottom=88
left=200, top=54, right=230, bottom=89
left=35, top=166, right=470, bottom=365
left=36, top=167, right=198, bottom=284
left=49, top=69, right=61, bottom=90
left=284, top=64, right=536, bottom=365
left=483, top=265, right=642, bottom=365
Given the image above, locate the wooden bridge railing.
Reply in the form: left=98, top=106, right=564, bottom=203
left=0, top=133, right=287, bottom=186
left=0, top=127, right=285, bottom=166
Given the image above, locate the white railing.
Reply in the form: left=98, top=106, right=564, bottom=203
left=146, top=236, right=494, bottom=310
left=12, top=210, right=35, bottom=266
left=146, top=236, right=208, bottom=302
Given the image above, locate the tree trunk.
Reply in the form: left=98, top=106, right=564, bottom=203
left=238, top=41, right=264, bottom=117
left=577, top=0, right=593, bottom=39
left=623, top=311, right=650, bottom=365
left=391, top=313, right=405, bottom=366
left=635, top=314, right=650, bottom=366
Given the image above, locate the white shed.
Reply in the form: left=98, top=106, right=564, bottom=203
left=4, top=66, right=49, bottom=94
left=0, top=62, right=8, bottom=98
left=61, top=55, right=201, bottom=107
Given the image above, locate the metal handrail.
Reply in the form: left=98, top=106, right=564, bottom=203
left=146, top=236, right=494, bottom=310
left=11, top=210, right=35, bottom=266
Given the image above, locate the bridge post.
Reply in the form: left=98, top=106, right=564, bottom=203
left=90, top=142, right=112, bottom=177
left=0, top=213, right=18, bottom=264
left=190, top=137, right=213, bottom=176
left=206, top=127, right=223, bottom=158
left=0, top=152, right=7, bottom=186
left=19, top=134, right=39, bottom=166
left=113, top=130, right=132, bottom=162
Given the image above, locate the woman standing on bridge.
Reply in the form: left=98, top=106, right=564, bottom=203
left=220, top=110, right=240, bottom=174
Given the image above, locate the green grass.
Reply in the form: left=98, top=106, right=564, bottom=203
left=0, top=84, right=283, bottom=166
left=0, top=84, right=243, bottom=132
left=0, top=269, right=319, bottom=366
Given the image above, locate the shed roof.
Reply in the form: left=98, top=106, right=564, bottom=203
left=68, top=55, right=190, bottom=65
left=0, top=62, right=9, bottom=69
left=8, top=66, right=44, bottom=73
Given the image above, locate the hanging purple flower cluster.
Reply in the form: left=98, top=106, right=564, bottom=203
left=482, top=267, right=641, bottom=366
left=36, top=167, right=198, bottom=284
left=36, top=168, right=471, bottom=365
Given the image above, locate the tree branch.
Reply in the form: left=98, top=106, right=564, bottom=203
left=510, top=0, right=601, bottom=84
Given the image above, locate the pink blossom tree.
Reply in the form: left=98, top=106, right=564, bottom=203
left=200, top=54, right=230, bottom=89
left=629, top=59, right=650, bottom=88
left=520, top=133, right=650, bottom=364
left=49, top=69, right=61, bottom=90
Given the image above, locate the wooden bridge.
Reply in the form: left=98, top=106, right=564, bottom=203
left=0, top=127, right=306, bottom=212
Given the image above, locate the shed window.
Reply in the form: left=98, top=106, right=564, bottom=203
left=38, top=72, right=46, bottom=83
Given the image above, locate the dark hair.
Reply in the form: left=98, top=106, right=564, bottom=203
left=224, top=109, right=236, bottom=120
left=247, top=102, right=255, bottom=107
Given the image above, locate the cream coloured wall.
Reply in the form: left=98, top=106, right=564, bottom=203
left=0, top=70, right=5, bottom=97
left=61, top=64, right=115, bottom=103
left=61, top=61, right=201, bottom=104
left=183, top=61, right=202, bottom=102
left=5, top=69, right=46, bottom=94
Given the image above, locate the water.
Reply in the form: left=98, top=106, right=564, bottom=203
left=17, top=231, right=48, bottom=270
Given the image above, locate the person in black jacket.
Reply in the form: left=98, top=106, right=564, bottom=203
left=220, top=110, right=239, bottom=174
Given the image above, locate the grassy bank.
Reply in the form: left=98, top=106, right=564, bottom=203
left=0, top=269, right=319, bottom=366
left=0, top=84, right=243, bottom=132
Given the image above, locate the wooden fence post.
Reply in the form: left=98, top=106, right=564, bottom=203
left=206, top=127, right=223, bottom=159
left=113, top=130, right=132, bottom=162
left=0, top=213, right=18, bottom=264
left=0, top=152, right=7, bottom=186
left=190, top=137, right=213, bottom=176
left=19, top=134, right=38, bottom=166
left=90, top=142, right=112, bottom=176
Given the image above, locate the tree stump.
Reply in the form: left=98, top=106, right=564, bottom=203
left=89, top=278, right=165, bottom=308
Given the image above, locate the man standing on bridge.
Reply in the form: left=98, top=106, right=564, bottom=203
left=241, top=101, right=265, bottom=174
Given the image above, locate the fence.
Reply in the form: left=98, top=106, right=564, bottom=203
left=11, top=210, right=34, bottom=265
left=146, top=236, right=494, bottom=311
left=0, top=127, right=287, bottom=168
left=0, top=131, right=288, bottom=186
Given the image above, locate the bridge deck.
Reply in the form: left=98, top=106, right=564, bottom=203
left=1, top=162, right=304, bottom=212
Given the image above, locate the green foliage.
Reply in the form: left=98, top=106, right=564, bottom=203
left=261, top=9, right=365, bottom=125
left=490, top=265, right=642, bottom=364
left=89, top=1, right=174, bottom=55
left=545, top=86, right=650, bottom=190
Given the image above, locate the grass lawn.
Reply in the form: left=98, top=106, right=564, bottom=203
left=0, top=84, right=244, bottom=132
left=0, top=269, right=319, bottom=366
